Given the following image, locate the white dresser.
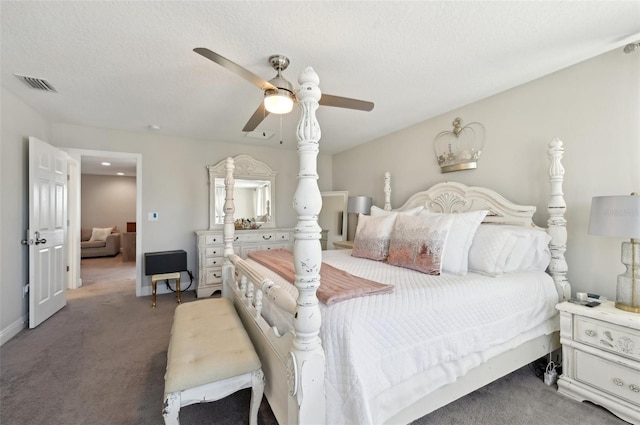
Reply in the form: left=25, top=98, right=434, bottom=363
left=195, top=228, right=294, bottom=298
left=556, top=301, right=640, bottom=424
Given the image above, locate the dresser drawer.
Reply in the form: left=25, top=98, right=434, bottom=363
left=205, top=257, right=223, bottom=268
left=262, top=243, right=292, bottom=252
left=275, top=232, right=290, bottom=241
left=205, top=268, right=223, bottom=285
left=575, top=350, right=640, bottom=406
left=575, top=316, right=640, bottom=362
left=205, top=235, right=223, bottom=245
left=236, top=233, right=271, bottom=243
left=205, top=246, right=223, bottom=258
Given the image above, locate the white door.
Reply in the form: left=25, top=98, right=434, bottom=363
left=28, top=137, right=68, bottom=328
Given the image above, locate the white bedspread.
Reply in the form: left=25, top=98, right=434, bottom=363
left=247, top=249, right=559, bottom=425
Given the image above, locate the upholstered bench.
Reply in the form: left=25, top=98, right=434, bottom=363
left=162, top=298, right=264, bottom=425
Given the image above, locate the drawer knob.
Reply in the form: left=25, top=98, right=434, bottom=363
left=585, top=329, right=597, bottom=337
left=263, top=235, right=272, bottom=240
left=630, top=384, right=640, bottom=393
left=613, top=378, right=624, bottom=386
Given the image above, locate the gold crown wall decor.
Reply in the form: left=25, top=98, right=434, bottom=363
left=434, top=117, right=485, bottom=173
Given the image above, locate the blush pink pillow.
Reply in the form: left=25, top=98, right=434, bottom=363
left=387, top=214, right=454, bottom=275
left=352, top=214, right=397, bottom=261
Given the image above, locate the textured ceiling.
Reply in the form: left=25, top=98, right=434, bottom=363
left=2, top=1, right=639, bottom=155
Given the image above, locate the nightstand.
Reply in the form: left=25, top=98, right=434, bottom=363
left=332, top=240, right=354, bottom=250
left=556, top=301, right=640, bottom=424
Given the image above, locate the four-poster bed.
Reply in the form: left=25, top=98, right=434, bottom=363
left=219, top=67, right=570, bottom=424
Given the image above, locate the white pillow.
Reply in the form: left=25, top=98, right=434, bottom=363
left=370, top=205, right=424, bottom=217
left=387, top=214, right=454, bottom=275
left=89, top=227, right=113, bottom=242
left=469, top=224, right=552, bottom=276
left=468, top=225, right=520, bottom=276
left=352, top=214, right=397, bottom=261
left=503, top=226, right=552, bottom=272
left=420, top=210, right=488, bottom=275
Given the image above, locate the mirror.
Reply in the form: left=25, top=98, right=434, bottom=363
left=213, top=178, right=271, bottom=225
left=319, top=191, right=348, bottom=249
left=208, top=155, right=277, bottom=229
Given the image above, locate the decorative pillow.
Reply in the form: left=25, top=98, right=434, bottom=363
left=352, top=214, right=397, bottom=261
left=387, top=214, right=454, bottom=275
left=468, top=225, right=519, bottom=276
left=503, top=226, right=552, bottom=273
left=468, top=224, right=552, bottom=276
left=420, top=210, right=488, bottom=275
left=370, top=205, right=424, bottom=217
left=89, top=227, right=113, bottom=242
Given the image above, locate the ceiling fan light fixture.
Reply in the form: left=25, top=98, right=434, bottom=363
left=264, top=88, right=294, bottom=114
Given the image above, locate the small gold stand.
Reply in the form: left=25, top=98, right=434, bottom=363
left=151, top=272, right=181, bottom=308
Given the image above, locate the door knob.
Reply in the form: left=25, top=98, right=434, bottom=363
left=34, top=231, right=47, bottom=245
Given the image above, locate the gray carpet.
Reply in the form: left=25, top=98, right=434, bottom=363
left=0, top=255, right=628, bottom=425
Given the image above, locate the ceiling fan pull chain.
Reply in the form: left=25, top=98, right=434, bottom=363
left=280, top=115, right=283, bottom=145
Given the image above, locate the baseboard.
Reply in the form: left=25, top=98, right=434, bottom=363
left=0, top=316, right=26, bottom=346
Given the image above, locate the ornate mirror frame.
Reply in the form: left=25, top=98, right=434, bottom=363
left=208, top=154, right=277, bottom=229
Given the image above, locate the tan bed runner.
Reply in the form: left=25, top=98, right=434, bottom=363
left=248, top=248, right=393, bottom=305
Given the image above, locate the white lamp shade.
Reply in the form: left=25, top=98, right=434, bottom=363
left=347, top=196, right=372, bottom=215
left=589, top=195, right=640, bottom=239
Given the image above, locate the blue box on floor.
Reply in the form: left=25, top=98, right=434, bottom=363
left=144, top=250, right=187, bottom=275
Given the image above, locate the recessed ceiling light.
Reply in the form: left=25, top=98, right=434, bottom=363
left=148, top=124, right=161, bottom=131
left=117, top=172, right=124, bottom=176
left=101, top=162, right=111, bottom=166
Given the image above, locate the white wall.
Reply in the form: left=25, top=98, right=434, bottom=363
left=333, top=47, right=640, bottom=300
left=49, top=123, right=333, bottom=291
left=81, top=174, right=136, bottom=234
left=0, top=88, right=51, bottom=344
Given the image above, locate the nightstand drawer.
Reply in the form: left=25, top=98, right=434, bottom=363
left=575, top=350, right=640, bottom=406
left=575, top=316, right=640, bottom=362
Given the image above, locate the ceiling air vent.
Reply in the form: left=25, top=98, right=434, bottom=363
left=14, top=74, right=57, bottom=92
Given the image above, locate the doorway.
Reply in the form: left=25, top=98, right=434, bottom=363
left=63, top=148, right=142, bottom=295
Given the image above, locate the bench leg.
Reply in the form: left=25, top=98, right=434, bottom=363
left=152, top=280, right=157, bottom=308
left=162, top=392, right=180, bottom=425
left=249, top=370, right=265, bottom=425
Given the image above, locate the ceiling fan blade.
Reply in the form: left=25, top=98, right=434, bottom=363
left=194, top=47, right=276, bottom=91
left=319, top=94, right=374, bottom=111
left=242, top=103, right=271, bottom=132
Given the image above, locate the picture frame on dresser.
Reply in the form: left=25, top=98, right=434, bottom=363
left=556, top=300, right=640, bottom=424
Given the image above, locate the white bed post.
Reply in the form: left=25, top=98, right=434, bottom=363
left=384, top=171, right=392, bottom=211
left=222, top=157, right=235, bottom=298
left=547, top=138, right=570, bottom=300
left=290, top=67, right=326, bottom=424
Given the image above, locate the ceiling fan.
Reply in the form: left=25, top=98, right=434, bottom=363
left=194, top=48, right=375, bottom=132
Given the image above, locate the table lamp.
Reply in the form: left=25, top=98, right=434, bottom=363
left=588, top=194, right=640, bottom=313
left=347, top=196, right=372, bottom=240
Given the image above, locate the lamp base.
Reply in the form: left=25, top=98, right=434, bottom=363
left=614, top=241, right=639, bottom=314
left=615, top=301, right=640, bottom=314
